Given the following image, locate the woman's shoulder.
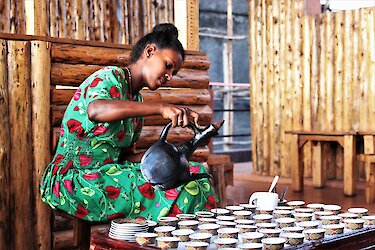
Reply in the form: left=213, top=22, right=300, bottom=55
left=99, top=66, right=125, bottom=75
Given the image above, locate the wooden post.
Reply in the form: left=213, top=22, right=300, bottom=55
left=174, top=0, right=199, bottom=50
left=31, top=41, right=51, bottom=250
left=344, top=134, right=356, bottom=196
left=8, top=40, right=34, bottom=250
left=312, top=142, right=324, bottom=188
left=0, top=39, right=10, bottom=250
left=290, top=134, right=303, bottom=192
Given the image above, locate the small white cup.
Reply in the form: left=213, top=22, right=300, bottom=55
left=249, top=192, right=279, bottom=210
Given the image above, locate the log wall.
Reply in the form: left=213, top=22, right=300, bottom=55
left=0, top=0, right=173, bottom=44
left=249, top=1, right=375, bottom=179
left=0, top=33, right=212, bottom=250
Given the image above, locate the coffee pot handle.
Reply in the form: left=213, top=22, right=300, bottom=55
left=159, top=121, right=199, bottom=141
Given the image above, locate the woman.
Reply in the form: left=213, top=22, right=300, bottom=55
left=40, top=23, right=218, bottom=222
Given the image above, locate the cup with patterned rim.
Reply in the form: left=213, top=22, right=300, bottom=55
left=240, top=232, right=264, bottom=243
left=255, top=222, right=277, bottom=230
left=147, top=220, right=157, bottom=233
left=323, top=205, right=341, bottom=215
left=195, top=211, right=215, bottom=218
left=297, top=221, right=319, bottom=230
left=253, top=214, right=273, bottom=224
left=261, top=237, right=286, bottom=250
left=154, top=226, right=176, bottom=237
left=362, top=215, right=375, bottom=226
left=235, top=219, right=255, bottom=225
left=217, top=215, right=236, bottom=221
left=211, top=208, right=230, bottom=217
left=239, top=204, right=257, bottom=213
left=320, top=215, right=341, bottom=225
left=236, top=224, right=258, bottom=233
left=274, top=210, right=292, bottom=219
left=295, top=208, right=314, bottom=214
left=199, top=217, right=218, bottom=224
left=287, top=201, right=305, bottom=209
left=343, top=218, right=365, bottom=230
left=314, top=211, right=334, bottom=220
left=216, top=220, right=237, bottom=228
left=198, top=223, right=220, bottom=235
left=178, top=220, right=199, bottom=231
left=158, top=216, right=179, bottom=227
left=294, top=213, right=313, bottom=222
left=184, top=241, right=210, bottom=250
left=348, top=207, right=368, bottom=217
left=282, top=232, right=305, bottom=246
left=217, top=227, right=240, bottom=239
left=156, top=236, right=180, bottom=249
left=171, top=229, right=195, bottom=242
left=275, top=217, right=295, bottom=228
left=275, top=206, right=294, bottom=211
left=322, top=224, right=345, bottom=235
left=226, top=205, right=245, bottom=213
left=189, top=232, right=212, bottom=244
left=282, top=226, right=304, bottom=234
left=177, top=213, right=197, bottom=221
left=338, top=213, right=359, bottom=222
left=135, top=232, right=158, bottom=246
left=258, top=228, right=281, bottom=238
left=233, top=210, right=252, bottom=220
left=238, top=242, right=263, bottom=250
left=304, top=228, right=325, bottom=241
left=214, top=238, right=238, bottom=248
left=306, top=203, right=325, bottom=212
left=255, top=208, right=274, bottom=215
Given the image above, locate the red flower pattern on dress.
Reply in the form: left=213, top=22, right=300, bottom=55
left=110, top=86, right=120, bottom=99
left=79, top=154, right=93, bottom=167
left=67, top=119, right=85, bottom=139
left=108, top=212, right=124, bottom=221
left=165, top=188, right=179, bottom=200
left=106, top=186, right=121, bottom=199
left=73, top=88, right=81, bottom=100
left=167, top=203, right=182, bottom=217
left=83, top=172, right=100, bottom=180
left=93, top=125, right=109, bottom=135
left=138, top=183, right=155, bottom=200
left=189, top=165, right=200, bottom=174
left=53, top=154, right=64, bottom=164
left=90, top=77, right=103, bottom=87
left=74, top=106, right=79, bottom=111
left=60, top=160, right=73, bottom=174
left=204, top=195, right=217, bottom=210
left=63, top=180, right=73, bottom=194
left=118, top=131, right=126, bottom=142
left=60, top=126, right=64, bottom=137
left=103, top=157, right=114, bottom=164
left=52, top=165, right=59, bottom=176
left=53, top=182, right=60, bottom=198
left=75, top=204, right=89, bottom=219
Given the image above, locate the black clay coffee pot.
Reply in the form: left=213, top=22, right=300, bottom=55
left=140, top=120, right=224, bottom=191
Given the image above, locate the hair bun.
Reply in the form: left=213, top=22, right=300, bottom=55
left=152, top=23, right=179, bottom=39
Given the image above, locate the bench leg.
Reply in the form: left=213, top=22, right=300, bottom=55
left=366, top=161, right=375, bottom=203
left=344, top=135, right=356, bottom=196
left=313, top=142, right=325, bottom=188
left=73, top=218, right=91, bottom=250
left=291, top=134, right=303, bottom=192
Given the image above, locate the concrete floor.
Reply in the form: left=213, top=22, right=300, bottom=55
left=227, top=162, right=375, bottom=213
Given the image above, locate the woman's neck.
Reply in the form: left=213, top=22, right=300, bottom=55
left=127, top=64, right=143, bottom=94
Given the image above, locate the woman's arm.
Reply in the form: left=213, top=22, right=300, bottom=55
left=87, top=99, right=200, bottom=127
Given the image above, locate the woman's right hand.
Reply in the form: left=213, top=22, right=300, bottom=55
left=159, top=104, right=199, bottom=128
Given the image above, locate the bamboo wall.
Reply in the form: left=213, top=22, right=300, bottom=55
left=0, top=33, right=211, bottom=250
left=249, top=0, right=375, bottom=179
left=0, top=0, right=173, bottom=44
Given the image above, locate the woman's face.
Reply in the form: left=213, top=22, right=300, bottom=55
left=143, top=46, right=183, bottom=90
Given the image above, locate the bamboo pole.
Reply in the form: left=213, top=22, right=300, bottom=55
left=343, top=10, right=353, bottom=131
left=0, top=39, right=10, bottom=250
left=31, top=40, right=51, bottom=250
left=249, top=0, right=257, bottom=174
left=7, top=40, right=34, bottom=250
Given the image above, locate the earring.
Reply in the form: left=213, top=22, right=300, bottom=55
left=165, top=74, right=171, bottom=81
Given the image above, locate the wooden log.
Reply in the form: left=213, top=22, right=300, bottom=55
left=50, top=63, right=209, bottom=89
left=7, top=40, right=34, bottom=250
left=51, top=104, right=212, bottom=127
left=318, top=14, right=326, bottom=132
left=50, top=43, right=210, bottom=70
left=50, top=0, right=58, bottom=37
left=53, top=229, right=74, bottom=250
left=0, top=39, right=10, bottom=250
left=343, top=10, right=353, bottom=131
left=352, top=9, right=360, bottom=132
left=31, top=41, right=52, bottom=250
left=75, top=0, right=85, bottom=40
left=367, top=9, right=375, bottom=128
left=51, top=87, right=211, bottom=106
left=358, top=8, right=368, bottom=131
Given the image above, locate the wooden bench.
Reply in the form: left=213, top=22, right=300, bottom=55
left=286, top=130, right=357, bottom=196
left=357, top=131, right=375, bottom=203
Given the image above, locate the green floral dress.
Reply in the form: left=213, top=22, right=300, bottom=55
left=40, top=66, right=218, bottom=222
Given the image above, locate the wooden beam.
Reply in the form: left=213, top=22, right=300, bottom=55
left=174, top=0, right=199, bottom=50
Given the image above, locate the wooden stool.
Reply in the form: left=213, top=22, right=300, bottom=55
left=358, top=155, right=375, bottom=203
left=53, top=210, right=91, bottom=250
left=207, top=154, right=234, bottom=207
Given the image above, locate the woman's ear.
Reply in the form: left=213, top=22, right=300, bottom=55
left=145, top=44, right=156, bottom=58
